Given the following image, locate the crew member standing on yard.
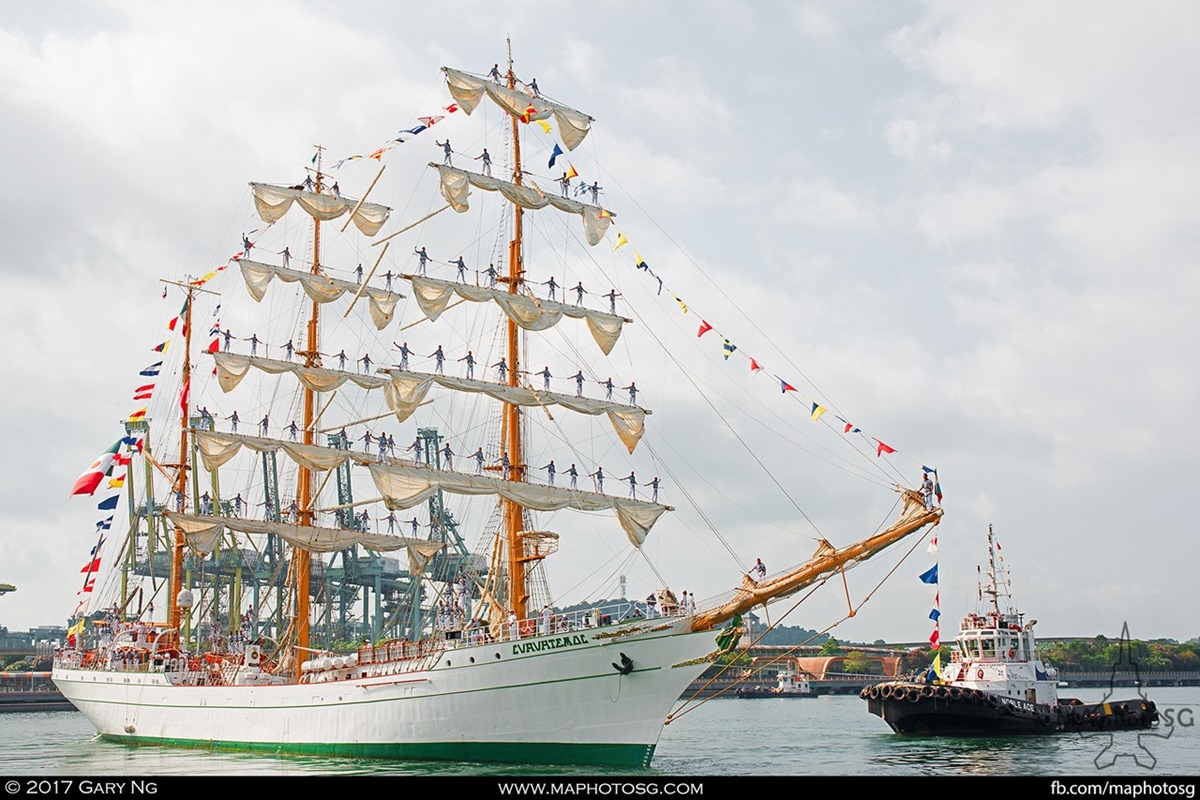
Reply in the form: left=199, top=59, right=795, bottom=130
left=435, top=139, right=453, bottom=166
left=471, top=447, right=485, bottom=474
left=414, top=246, right=430, bottom=275
left=541, top=460, right=556, bottom=486
left=921, top=471, right=935, bottom=511
left=475, top=148, right=492, bottom=177
left=566, top=463, right=579, bottom=490
left=459, top=350, right=476, bottom=379
left=754, top=557, right=767, bottom=582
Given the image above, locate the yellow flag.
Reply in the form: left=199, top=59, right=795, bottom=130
left=107, top=473, right=126, bottom=489
left=68, top=619, right=86, bottom=636
left=535, top=119, right=553, bottom=133
left=811, top=404, right=826, bottom=421
left=675, top=297, right=689, bottom=314
left=613, top=232, right=628, bottom=251
left=932, top=650, right=943, bottom=680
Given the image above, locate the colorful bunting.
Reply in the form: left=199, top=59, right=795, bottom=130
left=548, top=143, right=564, bottom=168
left=140, top=361, right=162, bottom=377
left=928, top=607, right=941, bottom=622
left=675, top=297, right=689, bottom=314
left=613, top=232, right=629, bottom=251
left=810, top=403, right=826, bottom=421
left=91, top=536, right=106, bottom=556
left=697, top=320, right=713, bottom=338
left=179, top=378, right=190, bottom=416
left=127, top=407, right=147, bottom=423
left=535, top=120, right=553, bottom=134
left=919, top=564, right=938, bottom=585
left=929, top=627, right=940, bottom=650
left=70, top=440, right=124, bottom=497
left=875, top=439, right=895, bottom=457
left=132, top=384, right=154, bottom=401
left=95, top=516, right=113, bottom=532
left=722, top=339, right=737, bottom=360
left=97, top=496, right=119, bottom=511
left=780, top=379, right=796, bottom=393
left=927, top=535, right=939, bottom=553
left=565, top=164, right=579, bottom=180
left=151, top=340, right=168, bottom=353
left=107, top=473, right=126, bottom=489
left=80, top=557, right=101, bottom=574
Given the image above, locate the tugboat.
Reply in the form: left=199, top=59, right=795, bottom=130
left=862, top=525, right=1158, bottom=734
left=736, top=667, right=816, bottom=699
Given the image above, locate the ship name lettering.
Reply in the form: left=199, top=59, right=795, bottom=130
left=512, top=634, right=589, bottom=655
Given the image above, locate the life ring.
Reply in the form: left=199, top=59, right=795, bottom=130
left=518, top=619, right=535, bottom=637
left=1040, top=712, right=1052, bottom=727
left=976, top=669, right=985, bottom=680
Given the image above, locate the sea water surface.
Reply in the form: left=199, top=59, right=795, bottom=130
left=3, top=687, right=1196, bottom=778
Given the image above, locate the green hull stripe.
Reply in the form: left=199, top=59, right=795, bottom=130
left=98, top=733, right=655, bottom=768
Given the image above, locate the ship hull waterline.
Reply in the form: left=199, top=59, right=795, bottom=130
left=54, top=619, right=714, bottom=767
left=864, top=684, right=1159, bottom=736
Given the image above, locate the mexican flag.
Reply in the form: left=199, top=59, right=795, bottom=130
left=70, top=439, right=124, bottom=497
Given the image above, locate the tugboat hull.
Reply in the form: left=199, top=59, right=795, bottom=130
left=862, top=682, right=1158, bottom=735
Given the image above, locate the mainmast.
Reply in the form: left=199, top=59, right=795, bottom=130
left=295, top=144, right=325, bottom=666
left=502, top=41, right=530, bottom=621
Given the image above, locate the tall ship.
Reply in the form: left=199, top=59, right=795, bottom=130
left=54, top=53, right=943, bottom=767
left=862, top=525, right=1158, bottom=735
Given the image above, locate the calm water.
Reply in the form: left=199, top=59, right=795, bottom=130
left=2, top=687, right=1196, bottom=777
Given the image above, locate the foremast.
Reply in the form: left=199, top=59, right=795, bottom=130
left=502, top=43, right=529, bottom=621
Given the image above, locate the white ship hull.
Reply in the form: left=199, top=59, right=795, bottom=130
left=54, top=618, right=714, bottom=767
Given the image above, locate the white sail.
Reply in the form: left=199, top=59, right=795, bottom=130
left=369, top=463, right=669, bottom=547
left=192, top=429, right=378, bottom=473
left=433, top=165, right=613, bottom=247
left=239, top=260, right=402, bottom=329
left=250, top=182, right=391, bottom=236
left=384, top=369, right=646, bottom=453
left=443, top=67, right=593, bottom=151
left=409, top=274, right=625, bottom=354
left=211, top=352, right=389, bottom=394
left=164, top=511, right=443, bottom=573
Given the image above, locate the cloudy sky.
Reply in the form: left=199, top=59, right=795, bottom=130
left=1, top=1, right=1196, bottom=645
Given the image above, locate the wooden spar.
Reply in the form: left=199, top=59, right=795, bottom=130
left=371, top=203, right=452, bottom=247
left=342, top=241, right=390, bottom=317
left=502, top=42, right=529, bottom=621
left=689, top=491, right=943, bottom=633
left=338, top=164, right=386, bottom=233
left=295, top=145, right=325, bottom=673
left=167, top=285, right=193, bottom=638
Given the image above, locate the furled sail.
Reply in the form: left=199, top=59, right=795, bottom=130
left=384, top=369, right=646, bottom=453
left=191, top=429, right=381, bottom=473
left=443, top=67, right=593, bottom=151
left=164, top=511, right=443, bottom=574
left=433, top=165, right=613, bottom=247
left=239, top=260, right=402, bottom=329
left=409, top=275, right=625, bottom=355
left=211, top=352, right=390, bottom=394
left=250, top=183, right=391, bottom=236
left=369, top=463, right=669, bottom=547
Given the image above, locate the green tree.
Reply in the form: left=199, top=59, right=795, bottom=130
left=820, top=637, right=841, bottom=656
